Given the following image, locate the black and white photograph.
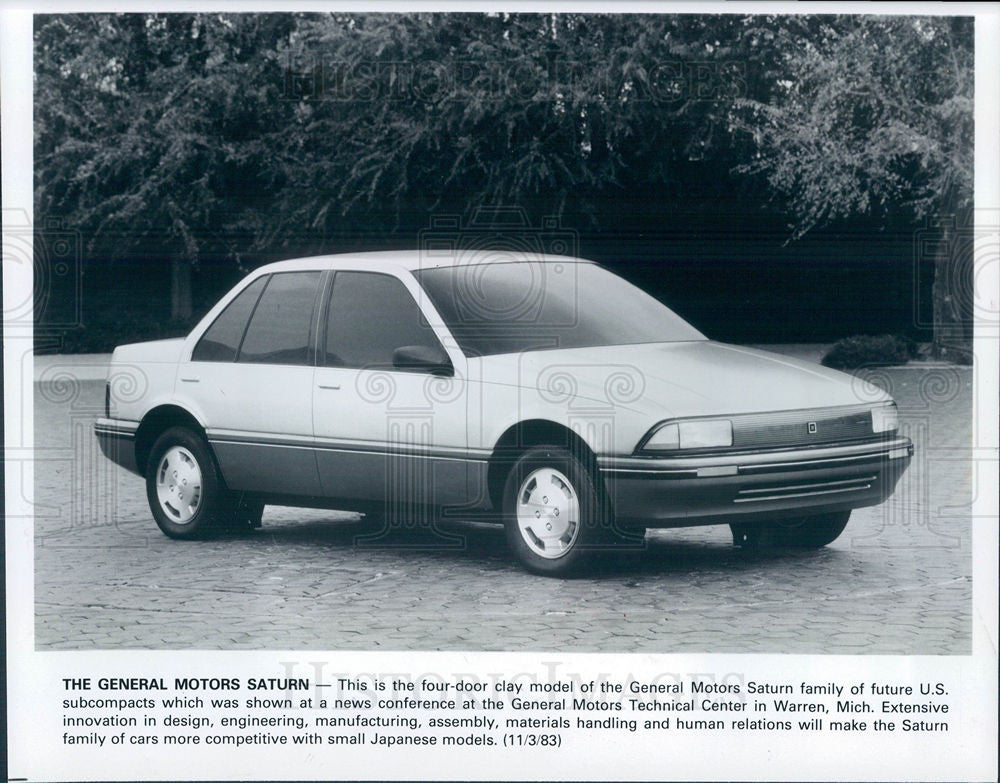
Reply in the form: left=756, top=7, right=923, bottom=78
left=28, top=8, right=977, bottom=652
left=4, top=3, right=998, bottom=782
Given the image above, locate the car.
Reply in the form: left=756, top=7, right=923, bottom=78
left=95, top=251, right=912, bottom=576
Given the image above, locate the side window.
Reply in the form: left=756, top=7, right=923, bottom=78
left=324, top=272, right=445, bottom=369
left=192, top=276, right=268, bottom=362
left=238, top=271, right=323, bottom=365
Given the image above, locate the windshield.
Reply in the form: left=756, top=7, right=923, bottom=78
left=414, top=261, right=705, bottom=357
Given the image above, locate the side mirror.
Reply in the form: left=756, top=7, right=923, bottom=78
left=392, top=345, right=454, bottom=376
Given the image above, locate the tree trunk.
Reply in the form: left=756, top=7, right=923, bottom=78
left=930, top=209, right=974, bottom=364
left=170, top=259, right=193, bottom=321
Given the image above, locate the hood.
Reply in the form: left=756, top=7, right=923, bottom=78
left=112, top=337, right=187, bottom=364
left=472, top=341, right=888, bottom=419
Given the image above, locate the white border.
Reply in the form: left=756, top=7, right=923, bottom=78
left=972, top=13, right=1000, bottom=669
left=4, top=4, right=999, bottom=781
left=2, top=9, right=38, bottom=777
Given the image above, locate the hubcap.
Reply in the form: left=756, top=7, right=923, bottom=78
left=155, top=446, right=203, bottom=524
left=515, top=467, right=580, bottom=559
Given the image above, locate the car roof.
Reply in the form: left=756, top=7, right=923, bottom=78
left=250, top=250, right=593, bottom=276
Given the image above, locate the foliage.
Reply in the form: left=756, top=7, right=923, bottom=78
left=732, top=16, right=973, bottom=238
left=731, top=15, right=973, bottom=360
left=821, top=334, right=918, bottom=369
left=35, top=14, right=300, bottom=255
left=34, top=13, right=302, bottom=318
left=265, top=13, right=759, bottom=238
left=35, top=14, right=745, bottom=259
left=35, top=13, right=974, bottom=349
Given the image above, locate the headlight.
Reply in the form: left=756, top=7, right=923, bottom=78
left=871, top=402, right=899, bottom=433
left=643, top=419, right=733, bottom=451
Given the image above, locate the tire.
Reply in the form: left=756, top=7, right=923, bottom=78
left=145, top=426, right=232, bottom=539
left=767, top=511, right=851, bottom=548
left=501, top=445, right=613, bottom=577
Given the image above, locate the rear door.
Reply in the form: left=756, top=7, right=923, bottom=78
left=182, top=270, right=325, bottom=496
left=312, top=270, right=475, bottom=510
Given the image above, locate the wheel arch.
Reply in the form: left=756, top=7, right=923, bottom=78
left=486, top=419, right=600, bottom=512
left=134, top=404, right=208, bottom=475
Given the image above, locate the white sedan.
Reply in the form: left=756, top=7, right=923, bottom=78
left=96, top=252, right=912, bottom=576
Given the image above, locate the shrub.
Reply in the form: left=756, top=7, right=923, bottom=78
left=821, top=334, right=917, bottom=369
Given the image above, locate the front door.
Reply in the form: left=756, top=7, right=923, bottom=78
left=312, top=270, right=474, bottom=513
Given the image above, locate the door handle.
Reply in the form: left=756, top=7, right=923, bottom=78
left=180, top=377, right=200, bottom=383
left=318, top=384, right=341, bottom=390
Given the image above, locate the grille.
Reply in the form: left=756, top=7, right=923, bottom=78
left=734, top=474, right=878, bottom=503
left=731, top=405, right=874, bottom=450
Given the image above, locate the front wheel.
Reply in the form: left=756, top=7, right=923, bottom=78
left=146, top=426, right=231, bottom=539
left=502, top=446, right=613, bottom=577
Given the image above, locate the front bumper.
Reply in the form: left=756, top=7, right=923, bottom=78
left=599, top=437, right=913, bottom=527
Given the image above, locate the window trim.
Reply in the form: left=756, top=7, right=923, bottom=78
left=191, top=274, right=269, bottom=364
left=320, top=269, right=450, bottom=373
left=233, top=274, right=270, bottom=362
left=234, top=270, right=324, bottom=367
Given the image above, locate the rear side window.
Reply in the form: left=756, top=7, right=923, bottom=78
left=324, top=272, right=444, bottom=368
left=192, top=276, right=268, bottom=362
left=238, top=271, right=323, bottom=365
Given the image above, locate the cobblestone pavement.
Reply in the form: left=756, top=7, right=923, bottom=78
left=32, top=366, right=972, bottom=653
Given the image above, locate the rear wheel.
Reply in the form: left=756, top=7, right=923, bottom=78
left=146, top=426, right=231, bottom=539
left=502, top=446, right=613, bottom=577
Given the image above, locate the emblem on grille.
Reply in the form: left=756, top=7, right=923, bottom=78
left=807, top=422, right=818, bottom=434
